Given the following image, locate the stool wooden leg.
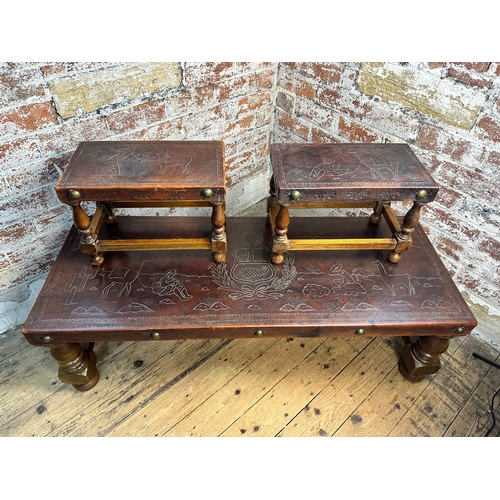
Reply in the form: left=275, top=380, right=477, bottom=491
left=102, top=202, right=117, bottom=224
left=267, top=175, right=279, bottom=229
left=399, top=336, right=450, bottom=382
left=70, top=202, right=104, bottom=266
left=388, top=201, right=423, bottom=263
left=271, top=205, right=290, bottom=264
left=211, top=202, right=227, bottom=263
left=50, top=342, right=99, bottom=391
left=369, top=201, right=385, bottom=224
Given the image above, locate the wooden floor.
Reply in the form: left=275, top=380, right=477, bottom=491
left=2, top=202, right=500, bottom=437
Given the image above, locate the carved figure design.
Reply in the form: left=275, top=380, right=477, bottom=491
left=309, top=155, right=359, bottom=180
left=65, top=266, right=99, bottom=305
left=157, top=150, right=192, bottom=175
left=152, top=270, right=192, bottom=301
left=372, top=260, right=416, bottom=296
left=99, top=261, right=147, bottom=298
left=349, top=150, right=400, bottom=180
left=330, top=264, right=366, bottom=295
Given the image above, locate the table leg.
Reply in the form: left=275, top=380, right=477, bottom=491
left=271, top=205, right=290, bottom=264
left=399, top=335, right=450, bottom=382
left=49, top=342, right=99, bottom=391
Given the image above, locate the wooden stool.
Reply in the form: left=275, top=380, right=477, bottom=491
left=268, top=143, right=439, bottom=264
left=55, top=141, right=227, bottom=265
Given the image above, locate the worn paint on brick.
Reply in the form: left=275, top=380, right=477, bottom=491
left=358, top=63, right=486, bottom=130
left=49, top=63, right=182, bottom=118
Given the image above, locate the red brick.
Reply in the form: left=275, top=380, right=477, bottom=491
left=431, top=185, right=463, bottom=210
left=299, top=63, right=342, bottom=86
left=0, top=137, right=40, bottom=169
left=451, top=62, right=490, bottom=72
left=0, top=68, right=45, bottom=107
left=0, top=101, right=59, bottom=135
left=311, top=126, right=340, bottom=144
left=106, top=99, right=166, bottom=133
left=223, top=114, right=256, bottom=135
left=276, top=108, right=309, bottom=141
left=316, top=87, right=365, bottom=119
left=447, top=67, right=494, bottom=89
left=41, top=63, right=66, bottom=76
left=427, top=63, right=445, bottom=70
left=437, top=160, right=499, bottom=204
left=479, top=234, right=500, bottom=260
left=194, top=85, right=216, bottom=107
left=3, top=158, right=63, bottom=197
left=476, top=115, right=500, bottom=143
left=338, top=117, right=378, bottom=143
left=216, top=74, right=257, bottom=101
left=0, top=220, right=37, bottom=247
left=434, top=235, right=465, bottom=263
left=183, top=62, right=234, bottom=87
left=0, top=188, right=59, bottom=226
left=257, top=67, right=275, bottom=89
left=417, top=124, right=471, bottom=162
left=238, top=92, right=271, bottom=114
left=3, top=248, right=60, bottom=290
left=37, top=116, right=109, bottom=155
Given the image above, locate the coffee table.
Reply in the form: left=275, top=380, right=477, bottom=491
left=22, top=216, right=476, bottom=391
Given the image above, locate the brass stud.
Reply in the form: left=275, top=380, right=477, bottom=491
left=416, top=189, right=427, bottom=199
left=41, top=336, right=52, bottom=344
left=254, top=329, right=264, bottom=337
left=290, top=190, right=301, bottom=201
left=454, top=327, right=465, bottom=335
left=355, top=328, right=366, bottom=336
left=150, top=332, right=161, bottom=340
left=68, top=189, right=81, bottom=199
left=202, top=188, right=213, bottom=198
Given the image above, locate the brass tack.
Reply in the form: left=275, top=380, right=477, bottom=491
left=355, top=328, right=366, bottom=336
left=202, top=188, right=213, bottom=198
left=41, top=336, right=52, bottom=344
left=454, top=327, right=465, bottom=335
left=150, top=332, right=161, bottom=340
left=68, top=189, right=81, bottom=199
left=254, top=329, right=264, bottom=337
left=416, top=189, right=427, bottom=199
left=290, top=190, right=301, bottom=200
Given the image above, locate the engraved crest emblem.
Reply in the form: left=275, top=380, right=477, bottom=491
left=210, top=232, right=296, bottom=300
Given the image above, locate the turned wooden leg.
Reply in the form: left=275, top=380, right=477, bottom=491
left=211, top=202, right=227, bottom=263
left=369, top=201, right=385, bottom=224
left=388, top=201, right=423, bottom=264
left=271, top=205, right=290, bottom=264
left=50, top=342, right=99, bottom=391
left=101, top=202, right=117, bottom=224
left=399, top=336, right=450, bottom=382
left=267, top=175, right=279, bottom=229
left=70, top=202, right=104, bottom=266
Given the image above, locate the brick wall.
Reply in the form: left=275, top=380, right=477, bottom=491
left=0, top=62, right=276, bottom=332
left=2, top=61, right=500, bottom=344
left=274, top=62, right=500, bottom=343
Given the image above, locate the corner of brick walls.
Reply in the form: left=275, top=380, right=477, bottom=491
left=273, top=62, right=500, bottom=343
left=0, top=62, right=277, bottom=333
